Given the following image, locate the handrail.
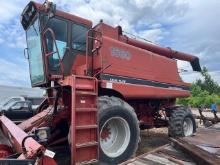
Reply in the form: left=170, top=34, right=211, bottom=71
left=42, top=28, right=64, bottom=79
left=86, top=29, right=102, bottom=76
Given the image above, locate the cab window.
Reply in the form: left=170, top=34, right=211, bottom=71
left=46, top=18, right=67, bottom=70
left=72, top=24, right=88, bottom=52
left=46, top=18, right=67, bottom=58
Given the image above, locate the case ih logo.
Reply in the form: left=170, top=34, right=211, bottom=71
left=110, top=47, right=131, bottom=60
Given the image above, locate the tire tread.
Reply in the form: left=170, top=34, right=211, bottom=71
left=168, top=106, right=196, bottom=137
left=98, top=96, right=140, bottom=164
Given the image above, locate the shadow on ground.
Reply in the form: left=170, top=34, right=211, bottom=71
left=136, top=128, right=169, bottom=156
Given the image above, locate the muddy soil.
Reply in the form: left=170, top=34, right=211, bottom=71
left=136, top=128, right=169, bottom=156
left=136, top=108, right=217, bottom=156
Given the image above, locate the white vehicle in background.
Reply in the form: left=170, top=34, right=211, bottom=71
left=0, top=96, right=44, bottom=111
left=26, top=97, right=45, bottom=109
left=0, top=97, right=25, bottom=110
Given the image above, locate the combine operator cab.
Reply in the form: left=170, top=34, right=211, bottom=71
left=21, top=1, right=92, bottom=87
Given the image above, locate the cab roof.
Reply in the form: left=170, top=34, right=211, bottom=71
left=23, top=1, right=92, bottom=28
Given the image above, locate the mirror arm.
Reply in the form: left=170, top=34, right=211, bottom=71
left=24, top=48, right=29, bottom=59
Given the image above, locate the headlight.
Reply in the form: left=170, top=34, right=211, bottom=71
left=35, top=127, right=50, bottom=143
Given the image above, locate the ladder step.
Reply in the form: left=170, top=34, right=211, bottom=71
left=76, top=141, right=98, bottom=148
left=76, top=125, right=98, bottom=130
left=76, top=108, right=97, bottom=112
left=72, top=76, right=99, bottom=164
left=51, top=75, right=63, bottom=79
left=76, top=91, right=97, bottom=96
left=77, top=159, right=98, bottom=165
left=47, top=97, right=56, bottom=99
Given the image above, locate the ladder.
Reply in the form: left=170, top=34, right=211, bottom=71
left=71, top=76, right=99, bottom=165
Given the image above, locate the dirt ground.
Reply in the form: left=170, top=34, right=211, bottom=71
left=136, top=128, right=169, bottom=156
left=136, top=108, right=217, bottom=156
left=192, top=108, right=218, bottom=118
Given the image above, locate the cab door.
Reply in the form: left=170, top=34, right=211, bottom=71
left=62, top=23, right=89, bottom=74
left=44, top=17, right=69, bottom=76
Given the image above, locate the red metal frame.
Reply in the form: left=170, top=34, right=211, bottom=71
left=32, top=2, right=92, bottom=27
left=86, top=29, right=102, bottom=76
left=0, top=1, right=202, bottom=164
left=42, top=27, right=64, bottom=80
left=70, top=76, right=99, bottom=164
left=0, top=116, right=43, bottom=158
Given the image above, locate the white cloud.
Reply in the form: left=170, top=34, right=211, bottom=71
left=0, top=0, right=220, bottom=86
left=0, top=38, right=3, bottom=44
left=180, top=70, right=220, bottom=85
left=45, top=0, right=190, bottom=57
left=0, top=0, right=30, bottom=49
left=180, top=72, right=202, bottom=83
left=136, top=28, right=165, bottom=43
left=142, top=1, right=220, bottom=84
left=0, top=58, right=30, bottom=86
left=0, top=19, right=26, bottom=49
left=168, top=0, right=220, bottom=83
left=0, top=0, right=21, bottom=23
left=0, top=0, right=188, bottom=49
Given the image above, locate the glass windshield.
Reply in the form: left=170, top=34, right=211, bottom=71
left=26, top=17, right=45, bottom=85
left=46, top=18, right=67, bottom=71
left=72, top=24, right=88, bottom=52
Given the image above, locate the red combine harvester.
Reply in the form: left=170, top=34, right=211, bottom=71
left=0, top=1, right=201, bottom=164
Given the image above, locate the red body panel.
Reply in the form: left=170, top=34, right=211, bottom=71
left=0, top=116, right=43, bottom=158
left=0, top=2, right=201, bottom=164
left=32, top=2, right=192, bottom=99
left=91, top=23, right=190, bottom=98
left=101, top=81, right=190, bottom=99
left=98, top=36, right=181, bottom=84
left=33, top=2, right=92, bottom=27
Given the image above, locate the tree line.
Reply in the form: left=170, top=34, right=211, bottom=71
left=177, top=67, right=220, bottom=108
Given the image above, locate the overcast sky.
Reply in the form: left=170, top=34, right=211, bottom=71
left=0, top=0, right=219, bottom=87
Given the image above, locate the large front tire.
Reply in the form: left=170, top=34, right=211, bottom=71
left=98, top=96, right=140, bottom=164
left=168, top=106, right=196, bottom=137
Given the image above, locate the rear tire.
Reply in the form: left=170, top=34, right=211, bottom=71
left=98, top=96, right=140, bottom=164
left=168, top=106, right=196, bottom=137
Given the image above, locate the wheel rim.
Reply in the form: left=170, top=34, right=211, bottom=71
left=183, top=117, right=194, bottom=136
left=100, top=117, right=131, bottom=158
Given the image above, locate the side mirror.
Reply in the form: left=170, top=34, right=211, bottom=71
left=43, top=1, right=56, bottom=18
left=48, top=3, right=56, bottom=18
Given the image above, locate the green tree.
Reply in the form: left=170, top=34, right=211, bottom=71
left=195, top=67, right=220, bottom=95
left=177, top=67, right=220, bottom=107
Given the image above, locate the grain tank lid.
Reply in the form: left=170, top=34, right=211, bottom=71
left=119, top=35, right=201, bottom=72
